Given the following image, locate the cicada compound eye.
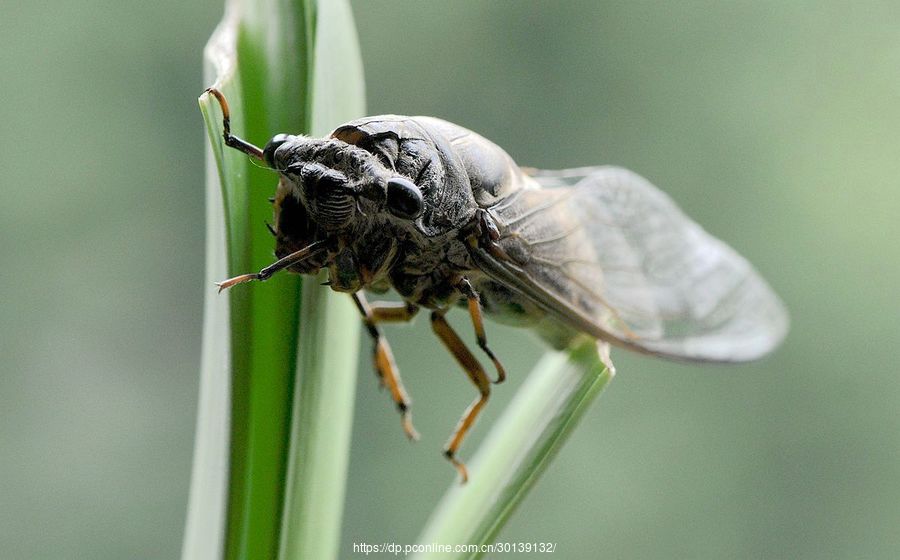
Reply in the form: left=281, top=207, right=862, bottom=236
left=386, top=177, right=424, bottom=220
left=263, top=134, right=291, bottom=168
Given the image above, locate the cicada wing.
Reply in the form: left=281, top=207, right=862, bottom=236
left=473, top=166, right=788, bottom=362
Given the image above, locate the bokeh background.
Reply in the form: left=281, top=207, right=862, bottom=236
left=2, top=1, right=899, bottom=558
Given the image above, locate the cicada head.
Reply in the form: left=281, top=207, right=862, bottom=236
left=263, top=133, right=425, bottom=235
left=263, top=134, right=364, bottom=233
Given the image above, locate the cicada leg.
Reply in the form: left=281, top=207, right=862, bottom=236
left=351, top=292, right=420, bottom=440
left=204, top=87, right=265, bottom=161
left=216, top=240, right=327, bottom=292
left=456, top=277, right=506, bottom=384
left=430, top=308, right=492, bottom=483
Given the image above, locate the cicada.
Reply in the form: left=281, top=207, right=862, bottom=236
left=205, top=88, right=788, bottom=482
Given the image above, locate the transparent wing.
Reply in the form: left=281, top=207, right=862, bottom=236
left=472, top=166, right=788, bottom=362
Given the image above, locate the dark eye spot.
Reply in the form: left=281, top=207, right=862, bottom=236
left=386, top=177, right=423, bottom=220
left=263, top=134, right=291, bottom=168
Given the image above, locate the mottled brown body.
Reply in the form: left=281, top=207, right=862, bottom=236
left=269, top=116, right=540, bottom=316
left=207, top=87, right=787, bottom=481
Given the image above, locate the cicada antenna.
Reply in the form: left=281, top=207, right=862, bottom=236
left=204, top=87, right=266, bottom=162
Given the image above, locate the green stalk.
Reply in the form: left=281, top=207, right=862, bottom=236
left=279, top=1, right=364, bottom=559
left=183, top=1, right=364, bottom=559
left=413, top=340, right=615, bottom=560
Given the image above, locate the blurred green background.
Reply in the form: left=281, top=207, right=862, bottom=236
left=2, top=1, right=899, bottom=558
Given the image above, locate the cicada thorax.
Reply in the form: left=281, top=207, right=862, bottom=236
left=332, top=117, right=488, bottom=236
left=316, top=116, right=535, bottom=307
left=268, top=116, right=539, bottom=307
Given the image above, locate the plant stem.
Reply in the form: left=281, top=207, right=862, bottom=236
left=184, top=1, right=364, bottom=559
left=414, top=340, right=615, bottom=560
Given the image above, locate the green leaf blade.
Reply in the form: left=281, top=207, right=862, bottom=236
left=278, top=2, right=365, bottom=559
left=414, top=341, right=615, bottom=560
left=185, top=1, right=364, bottom=559
left=182, top=14, right=244, bottom=560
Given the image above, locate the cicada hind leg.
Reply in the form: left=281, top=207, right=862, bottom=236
left=457, top=277, right=506, bottom=384
left=427, top=277, right=509, bottom=483
left=351, top=292, right=420, bottom=441
left=428, top=322, right=493, bottom=482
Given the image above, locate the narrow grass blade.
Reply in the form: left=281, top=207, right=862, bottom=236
left=184, top=0, right=364, bottom=559
left=182, top=11, right=243, bottom=560
left=414, top=341, right=615, bottom=560
left=278, top=1, right=365, bottom=559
